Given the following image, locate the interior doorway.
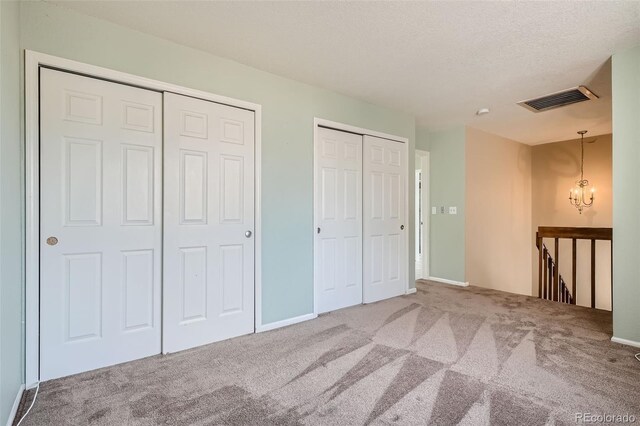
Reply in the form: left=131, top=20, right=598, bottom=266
left=415, top=150, right=429, bottom=280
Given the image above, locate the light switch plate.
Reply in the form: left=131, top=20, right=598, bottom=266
left=440, top=206, right=445, bottom=214
left=431, top=207, right=437, bottom=215
left=449, top=206, right=457, bottom=215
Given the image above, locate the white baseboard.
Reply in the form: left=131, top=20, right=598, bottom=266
left=611, top=336, right=640, bottom=349
left=256, top=313, right=317, bottom=333
left=6, top=384, right=25, bottom=426
left=405, top=288, right=417, bottom=295
left=428, top=276, right=469, bottom=287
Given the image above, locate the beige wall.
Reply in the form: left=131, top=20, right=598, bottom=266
left=464, top=129, right=611, bottom=307
left=531, top=134, right=612, bottom=310
left=465, top=128, right=533, bottom=295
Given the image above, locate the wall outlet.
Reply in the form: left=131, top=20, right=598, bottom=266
left=431, top=206, right=437, bottom=215
left=440, top=206, right=445, bottom=214
left=449, top=206, right=457, bottom=215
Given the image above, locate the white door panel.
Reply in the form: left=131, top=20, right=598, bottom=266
left=363, top=135, right=407, bottom=303
left=40, top=68, right=162, bottom=380
left=314, top=127, right=363, bottom=313
left=163, top=93, right=255, bottom=353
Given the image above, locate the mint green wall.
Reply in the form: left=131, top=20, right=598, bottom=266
left=19, top=1, right=416, bottom=325
left=415, top=126, right=431, bottom=152
left=416, top=126, right=466, bottom=283
left=612, top=45, right=640, bottom=343
left=1, top=1, right=24, bottom=423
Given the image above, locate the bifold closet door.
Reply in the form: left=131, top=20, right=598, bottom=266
left=363, top=135, right=407, bottom=303
left=163, top=93, right=255, bottom=353
left=40, top=68, right=162, bottom=380
left=314, top=127, right=363, bottom=313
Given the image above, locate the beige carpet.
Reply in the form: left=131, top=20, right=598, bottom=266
left=16, top=281, right=640, bottom=425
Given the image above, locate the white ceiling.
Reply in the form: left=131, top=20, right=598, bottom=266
left=49, top=1, right=640, bottom=145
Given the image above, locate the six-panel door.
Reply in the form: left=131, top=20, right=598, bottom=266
left=162, top=93, right=255, bottom=353
left=40, top=69, right=163, bottom=380
left=314, top=127, right=363, bottom=313
left=363, top=135, right=407, bottom=303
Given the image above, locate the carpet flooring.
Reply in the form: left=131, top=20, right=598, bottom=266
left=16, top=281, right=640, bottom=425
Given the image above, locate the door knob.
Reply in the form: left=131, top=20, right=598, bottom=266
left=46, top=236, right=58, bottom=246
left=317, top=227, right=321, bottom=234
left=245, top=230, right=252, bottom=238
left=400, top=225, right=405, bottom=230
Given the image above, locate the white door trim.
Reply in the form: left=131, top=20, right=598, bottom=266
left=25, top=50, right=263, bottom=387
left=313, top=118, right=410, bottom=316
left=415, top=150, right=430, bottom=280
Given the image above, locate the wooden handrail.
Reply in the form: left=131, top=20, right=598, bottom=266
left=536, top=226, right=612, bottom=309
left=537, top=227, right=612, bottom=240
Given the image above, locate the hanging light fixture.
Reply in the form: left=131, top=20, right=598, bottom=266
left=569, top=130, right=595, bottom=214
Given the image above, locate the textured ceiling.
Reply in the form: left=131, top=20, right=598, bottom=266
left=49, top=1, right=640, bottom=145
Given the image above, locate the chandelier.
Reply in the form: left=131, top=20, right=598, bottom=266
left=569, top=130, right=594, bottom=214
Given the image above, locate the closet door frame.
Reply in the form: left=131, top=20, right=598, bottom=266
left=312, top=118, right=410, bottom=316
left=24, top=51, right=263, bottom=388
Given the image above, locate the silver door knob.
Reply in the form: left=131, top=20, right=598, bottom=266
left=46, top=236, right=58, bottom=246
left=245, top=230, right=252, bottom=238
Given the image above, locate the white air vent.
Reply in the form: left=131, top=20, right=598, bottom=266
left=518, top=86, right=598, bottom=113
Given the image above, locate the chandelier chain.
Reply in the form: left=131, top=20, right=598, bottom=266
left=580, top=132, right=585, bottom=181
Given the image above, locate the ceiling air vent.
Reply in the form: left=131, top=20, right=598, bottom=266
left=518, top=86, right=598, bottom=113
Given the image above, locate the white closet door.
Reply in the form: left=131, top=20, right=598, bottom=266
left=40, top=69, right=162, bottom=380
left=163, top=93, right=255, bottom=353
left=314, top=127, right=363, bottom=313
left=363, top=135, right=407, bottom=303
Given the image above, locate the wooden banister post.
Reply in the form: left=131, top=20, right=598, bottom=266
left=571, top=238, right=577, bottom=305
left=554, top=238, right=559, bottom=302
left=543, top=248, right=548, bottom=300
left=591, top=239, right=596, bottom=309
left=537, top=233, right=542, bottom=298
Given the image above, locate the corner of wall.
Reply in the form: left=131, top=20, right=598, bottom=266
left=1, top=1, right=26, bottom=424
left=612, top=45, right=640, bottom=342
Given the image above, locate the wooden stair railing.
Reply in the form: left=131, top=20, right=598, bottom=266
left=537, top=242, right=574, bottom=304
left=536, top=227, right=613, bottom=308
